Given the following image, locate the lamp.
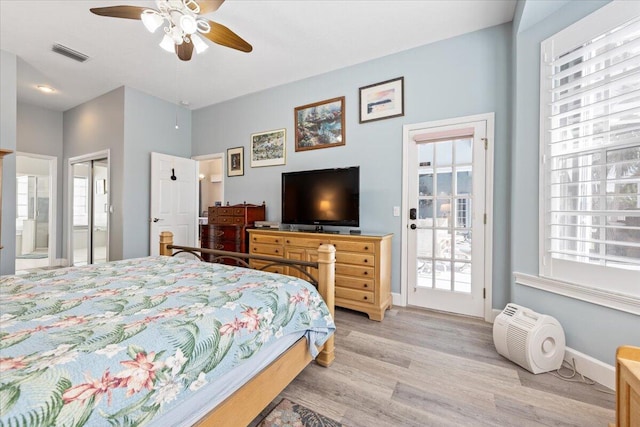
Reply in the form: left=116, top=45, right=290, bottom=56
left=141, top=0, right=212, bottom=58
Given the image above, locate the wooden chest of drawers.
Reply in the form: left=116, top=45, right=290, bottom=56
left=202, top=203, right=265, bottom=265
left=248, top=229, right=392, bottom=321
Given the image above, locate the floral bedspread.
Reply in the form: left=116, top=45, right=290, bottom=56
left=0, top=256, right=335, bottom=426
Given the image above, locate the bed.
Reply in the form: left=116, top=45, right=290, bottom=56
left=0, top=231, right=336, bottom=427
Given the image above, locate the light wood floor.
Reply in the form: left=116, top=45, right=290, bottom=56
left=252, top=307, right=615, bottom=427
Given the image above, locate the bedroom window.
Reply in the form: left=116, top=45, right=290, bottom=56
left=540, top=2, right=640, bottom=299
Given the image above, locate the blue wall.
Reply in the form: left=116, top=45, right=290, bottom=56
left=0, top=50, right=17, bottom=275
left=123, top=87, right=191, bottom=258
left=192, top=23, right=513, bottom=302
left=511, top=0, right=640, bottom=365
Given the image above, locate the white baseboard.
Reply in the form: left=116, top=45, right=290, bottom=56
left=563, top=346, right=614, bottom=390
left=392, top=292, right=405, bottom=307
left=55, top=258, right=68, bottom=267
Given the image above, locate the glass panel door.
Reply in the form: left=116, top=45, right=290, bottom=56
left=407, top=120, right=487, bottom=317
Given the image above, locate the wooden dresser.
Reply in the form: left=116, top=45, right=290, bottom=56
left=611, top=345, right=640, bottom=427
left=248, top=229, right=392, bottom=321
left=201, top=203, right=265, bottom=263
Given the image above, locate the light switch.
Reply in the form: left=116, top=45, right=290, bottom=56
left=393, top=206, right=400, bottom=217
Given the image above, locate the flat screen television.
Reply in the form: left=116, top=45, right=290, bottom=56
left=282, top=166, right=359, bottom=227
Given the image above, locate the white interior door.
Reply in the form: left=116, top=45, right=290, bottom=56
left=150, top=152, right=197, bottom=256
left=404, top=116, right=492, bottom=317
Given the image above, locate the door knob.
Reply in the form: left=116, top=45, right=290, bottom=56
left=410, top=224, right=417, bottom=230
left=152, top=218, right=163, bottom=223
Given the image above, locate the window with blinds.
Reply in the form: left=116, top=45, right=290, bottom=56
left=540, top=2, right=640, bottom=296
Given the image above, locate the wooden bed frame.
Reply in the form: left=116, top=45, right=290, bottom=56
left=159, top=231, right=335, bottom=427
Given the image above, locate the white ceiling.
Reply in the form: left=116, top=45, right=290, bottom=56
left=1, top=0, right=516, bottom=112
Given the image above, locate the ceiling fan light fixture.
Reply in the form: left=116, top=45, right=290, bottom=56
left=191, top=34, right=208, bottom=54
left=179, top=14, right=197, bottom=34
left=159, top=34, right=175, bottom=52
left=141, top=10, right=164, bottom=33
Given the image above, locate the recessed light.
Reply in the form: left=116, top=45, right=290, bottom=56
left=37, top=85, right=55, bottom=94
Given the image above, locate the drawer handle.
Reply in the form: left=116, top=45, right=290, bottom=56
left=363, top=284, right=368, bottom=288
left=286, top=240, right=290, bottom=244
left=363, top=296, right=368, bottom=300
left=364, top=246, right=369, bottom=250
left=215, top=244, right=224, bottom=250
left=275, top=239, right=279, bottom=243
left=216, top=231, right=224, bottom=237
left=253, top=237, right=257, bottom=241
left=364, top=259, right=368, bottom=263
left=363, top=272, right=368, bottom=276
left=274, top=249, right=279, bottom=253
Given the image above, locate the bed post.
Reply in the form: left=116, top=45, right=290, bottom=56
left=159, top=231, right=174, bottom=256
left=315, top=243, right=335, bottom=367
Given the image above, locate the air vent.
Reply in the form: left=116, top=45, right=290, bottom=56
left=51, top=44, right=89, bottom=63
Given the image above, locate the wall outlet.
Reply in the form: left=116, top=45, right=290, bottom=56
left=393, top=206, right=400, bottom=217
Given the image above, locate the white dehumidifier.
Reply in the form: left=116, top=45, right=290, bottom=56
left=493, top=303, right=565, bottom=374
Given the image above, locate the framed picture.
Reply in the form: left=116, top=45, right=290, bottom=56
left=294, top=96, right=345, bottom=152
left=359, top=77, right=404, bottom=123
left=250, top=128, right=286, bottom=167
left=227, top=147, right=244, bottom=177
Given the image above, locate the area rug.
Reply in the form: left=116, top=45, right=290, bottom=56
left=258, top=398, right=342, bottom=427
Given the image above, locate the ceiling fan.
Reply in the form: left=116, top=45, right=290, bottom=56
left=90, top=0, right=252, bottom=61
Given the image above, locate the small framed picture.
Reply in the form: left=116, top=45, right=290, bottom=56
left=295, top=96, right=345, bottom=152
left=359, top=77, right=404, bottom=123
left=251, top=128, right=286, bottom=167
left=227, top=147, right=244, bottom=177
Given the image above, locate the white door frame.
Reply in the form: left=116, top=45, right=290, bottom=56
left=16, top=152, right=57, bottom=266
left=67, top=150, right=110, bottom=266
left=401, top=113, right=494, bottom=322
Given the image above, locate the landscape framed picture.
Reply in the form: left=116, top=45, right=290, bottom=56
left=294, top=96, right=345, bottom=152
left=359, top=77, right=404, bottom=123
left=250, top=128, right=286, bottom=167
left=227, top=146, right=244, bottom=177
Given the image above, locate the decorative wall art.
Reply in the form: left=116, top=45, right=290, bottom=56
left=227, top=147, right=244, bottom=177
left=294, top=96, right=345, bottom=151
left=250, top=128, right=286, bottom=167
left=359, top=77, right=404, bottom=123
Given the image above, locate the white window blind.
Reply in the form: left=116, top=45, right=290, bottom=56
left=540, top=1, right=640, bottom=297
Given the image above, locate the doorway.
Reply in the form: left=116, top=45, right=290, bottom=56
left=15, top=153, right=56, bottom=273
left=69, top=152, right=109, bottom=266
left=193, top=153, right=224, bottom=245
left=402, top=113, right=494, bottom=319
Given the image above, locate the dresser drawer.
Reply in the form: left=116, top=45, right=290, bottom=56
left=201, top=225, right=240, bottom=241
left=335, top=263, right=375, bottom=278
left=336, top=252, right=375, bottom=266
left=283, top=236, right=327, bottom=248
left=336, top=287, right=374, bottom=305
left=250, top=243, right=283, bottom=256
left=330, top=239, right=375, bottom=253
left=335, top=274, right=374, bottom=291
left=250, top=233, right=283, bottom=245
left=250, top=260, right=285, bottom=275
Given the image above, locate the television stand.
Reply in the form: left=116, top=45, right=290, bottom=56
left=248, top=229, right=393, bottom=321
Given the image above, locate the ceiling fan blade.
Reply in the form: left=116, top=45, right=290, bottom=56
left=176, top=41, right=194, bottom=61
left=201, top=20, right=252, bottom=53
left=90, top=5, right=147, bottom=20
left=198, top=0, right=225, bottom=15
